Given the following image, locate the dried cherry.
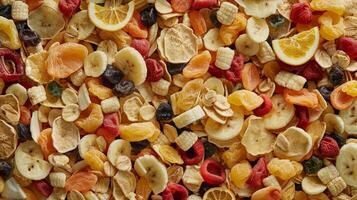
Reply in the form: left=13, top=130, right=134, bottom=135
left=145, top=58, right=164, bottom=82
left=0, top=48, right=24, bottom=82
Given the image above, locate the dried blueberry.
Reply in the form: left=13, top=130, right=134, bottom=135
left=268, top=14, right=285, bottom=28
left=0, top=160, right=11, bottom=177
left=19, top=29, right=41, bottom=46
left=156, top=103, right=173, bottom=121
left=140, top=4, right=157, bottom=27
left=17, top=123, right=31, bottom=141
left=303, top=156, right=323, bottom=174
left=209, top=10, right=221, bottom=28
left=15, top=21, right=29, bottom=31
left=317, top=86, right=332, bottom=101
left=47, top=81, right=63, bottom=97
left=329, top=66, right=345, bottom=86
left=113, top=80, right=135, bottom=97
left=166, top=62, right=186, bottom=75
left=131, top=140, right=150, bottom=154
left=0, top=5, right=11, bottom=19
left=203, top=141, right=217, bottom=158
left=103, top=65, right=124, bottom=86
left=330, top=133, right=346, bottom=148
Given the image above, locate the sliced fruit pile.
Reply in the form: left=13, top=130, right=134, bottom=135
left=0, top=0, right=356, bottom=199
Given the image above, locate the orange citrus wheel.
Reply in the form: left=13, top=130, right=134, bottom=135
left=203, top=187, right=236, bottom=200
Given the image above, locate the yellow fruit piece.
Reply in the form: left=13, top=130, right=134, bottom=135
left=154, top=145, right=184, bottom=164
left=83, top=149, right=106, bottom=171
left=119, top=122, right=157, bottom=142
left=222, top=142, right=247, bottom=168
left=183, top=50, right=211, bottom=79
left=310, top=0, right=345, bottom=15
left=272, top=27, right=319, bottom=66
left=318, top=11, right=344, bottom=41
left=75, top=103, right=104, bottom=133
left=291, top=161, right=303, bottom=175
left=88, top=1, right=135, bottom=31
left=219, top=13, right=247, bottom=45
left=177, top=78, right=204, bottom=111
left=267, top=158, right=297, bottom=181
left=87, top=78, right=113, bottom=100
left=341, top=81, right=357, bottom=97
left=0, top=16, right=21, bottom=49
left=228, top=90, right=263, bottom=111
left=230, top=160, right=252, bottom=188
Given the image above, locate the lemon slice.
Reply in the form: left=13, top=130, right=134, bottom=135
left=88, top=0, right=134, bottom=31
left=203, top=187, right=236, bottom=200
left=272, top=27, right=319, bottom=66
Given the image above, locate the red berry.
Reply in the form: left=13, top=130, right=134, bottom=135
left=32, top=180, right=53, bottom=197
left=230, top=54, right=244, bottom=78
left=179, top=139, right=204, bottom=165
left=200, top=159, right=226, bottom=185
left=191, top=0, right=218, bottom=9
left=300, top=61, right=323, bottom=81
left=162, top=183, right=188, bottom=200
left=225, top=70, right=239, bottom=84
left=253, top=94, right=273, bottom=116
left=274, top=85, right=285, bottom=94
left=337, top=37, right=357, bottom=60
left=130, top=39, right=150, bottom=58
left=103, top=113, right=119, bottom=135
left=247, top=157, right=268, bottom=188
left=319, top=136, right=340, bottom=158
left=295, top=105, right=309, bottom=129
left=58, top=0, right=81, bottom=17
left=208, top=64, right=225, bottom=78
left=145, top=58, right=164, bottom=82
left=171, top=0, right=192, bottom=13
left=0, top=48, right=24, bottom=82
left=290, top=3, right=313, bottom=24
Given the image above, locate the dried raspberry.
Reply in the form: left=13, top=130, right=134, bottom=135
left=247, top=157, right=269, bottom=188
left=290, top=3, right=313, bottom=24
left=0, top=48, right=24, bottom=82
left=200, top=159, right=226, bottom=185
left=319, top=136, right=340, bottom=158
left=191, top=0, right=218, bottom=9
left=162, top=182, right=189, bottom=200
left=274, top=85, right=285, bottom=94
left=253, top=94, right=273, bottom=116
left=295, top=105, right=309, bottom=129
left=208, top=64, right=225, bottom=78
left=145, top=58, right=164, bottom=82
left=300, top=61, right=323, bottom=81
left=130, top=39, right=150, bottom=58
left=59, top=0, right=81, bottom=17
left=230, top=54, right=244, bottom=78
left=32, top=180, right=53, bottom=197
left=103, top=113, right=119, bottom=136
left=337, top=37, right=357, bottom=60
left=225, top=70, right=239, bottom=84
left=180, top=139, right=204, bottom=165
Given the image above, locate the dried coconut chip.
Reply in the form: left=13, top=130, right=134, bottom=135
left=52, top=117, right=80, bottom=153
left=0, top=119, right=17, bottom=159
left=123, top=97, right=143, bottom=122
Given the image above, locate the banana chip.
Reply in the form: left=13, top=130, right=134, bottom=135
left=113, top=171, right=136, bottom=198
left=153, top=144, right=183, bottom=165
left=123, top=97, right=143, bottom=122
left=52, top=117, right=80, bottom=153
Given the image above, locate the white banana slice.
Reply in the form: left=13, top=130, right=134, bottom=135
left=5, top=83, right=28, bottom=106
left=205, top=112, right=244, bottom=141
left=235, top=33, right=260, bottom=56
left=173, top=105, right=206, bottom=128
left=339, top=100, right=357, bottom=136
left=66, top=10, right=95, bottom=40
left=134, top=155, right=168, bottom=194
left=243, top=0, right=282, bottom=19
left=263, top=94, right=295, bottom=130
left=246, top=17, right=269, bottom=43
left=1, top=178, right=26, bottom=200
left=203, top=28, right=225, bottom=51
left=97, top=40, right=118, bottom=64
left=336, top=143, right=357, bottom=187
left=27, top=5, right=65, bottom=39
left=107, top=139, right=132, bottom=167
left=302, top=176, right=327, bottom=195
left=84, top=51, right=108, bottom=77
left=323, top=113, right=345, bottom=135
left=78, top=134, right=99, bottom=158
left=14, top=141, right=52, bottom=180
left=114, top=47, right=147, bottom=86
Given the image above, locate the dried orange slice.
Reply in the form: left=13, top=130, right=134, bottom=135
left=47, top=42, right=88, bottom=78
left=203, top=187, right=236, bottom=200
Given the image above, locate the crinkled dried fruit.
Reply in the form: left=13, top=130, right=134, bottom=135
left=0, top=48, right=24, bottom=82
left=247, top=157, right=268, bottom=188
left=75, top=103, right=103, bottom=133
left=65, top=171, right=98, bottom=192
left=145, top=58, right=164, bottom=82
left=59, top=0, right=81, bottom=17
left=290, top=3, right=312, bottom=24
left=200, top=159, right=226, bottom=186
left=319, top=136, right=340, bottom=158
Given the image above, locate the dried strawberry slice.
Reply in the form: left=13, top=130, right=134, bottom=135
left=32, top=180, right=53, bottom=197
left=103, top=113, right=119, bottom=135
left=319, top=136, right=340, bottom=158
left=200, top=159, right=226, bottom=185
left=59, top=0, right=81, bottom=17
left=337, top=37, right=357, bottom=59
left=247, top=157, right=269, bottom=188
left=295, top=105, right=309, bottom=129
left=253, top=94, right=273, bottom=116
left=191, top=0, right=218, bottom=9
left=300, top=61, right=323, bottom=81
left=162, top=182, right=189, bottom=200
left=131, top=39, right=150, bottom=58
left=0, top=48, right=24, bottom=82
left=179, top=139, right=204, bottom=165
left=145, top=58, right=164, bottom=82
left=208, top=64, right=225, bottom=78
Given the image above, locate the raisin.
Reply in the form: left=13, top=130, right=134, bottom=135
left=140, top=4, right=157, bottom=27
left=328, top=66, right=345, bottom=86
left=19, top=29, right=41, bottom=46
left=47, top=81, right=63, bottom=97
left=167, top=62, right=186, bottom=75
left=131, top=140, right=150, bottom=154
left=17, top=123, right=31, bottom=141
left=102, top=65, right=124, bottom=86
left=113, top=80, right=135, bottom=97
left=203, top=141, right=217, bottom=158
left=317, top=86, right=332, bottom=101
left=15, top=21, right=29, bottom=31
left=209, top=10, right=221, bottom=28
left=0, top=160, right=11, bottom=177
left=329, top=133, right=346, bottom=148
left=268, top=14, right=285, bottom=28
left=303, top=156, right=323, bottom=174
left=0, top=5, right=11, bottom=19
left=156, top=103, right=173, bottom=121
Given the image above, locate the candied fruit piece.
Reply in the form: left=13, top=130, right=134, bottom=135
left=267, top=158, right=297, bottom=181
left=230, top=160, right=252, bottom=188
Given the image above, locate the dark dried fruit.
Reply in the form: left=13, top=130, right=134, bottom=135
left=15, top=21, right=28, bottom=31
left=303, top=156, right=323, bottom=174
left=203, top=141, right=217, bottom=158
left=113, top=80, right=135, bottom=97
left=0, top=160, right=11, bottom=177
left=329, top=66, right=345, bottom=86
left=268, top=14, right=285, bottom=28
left=0, top=48, right=24, bottom=82
left=209, top=10, right=221, bottom=28
left=103, top=65, right=124, bottom=86
left=0, top=5, right=11, bottom=19
left=140, top=4, right=157, bottom=27
left=329, top=133, right=346, bottom=148
left=17, top=123, right=31, bottom=141
left=167, top=62, right=186, bottom=75
left=156, top=103, right=173, bottom=121
left=47, top=81, right=63, bottom=97
left=19, top=29, right=41, bottom=46
left=317, top=86, right=332, bottom=101
left=131, top=140, right=150, bottom=154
